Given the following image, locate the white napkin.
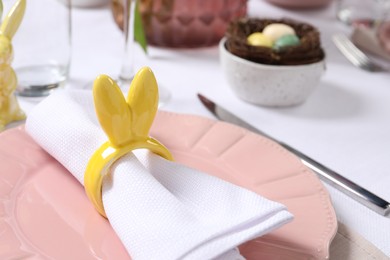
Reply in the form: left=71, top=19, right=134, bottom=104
left=25, top=89, right=293, bottom=260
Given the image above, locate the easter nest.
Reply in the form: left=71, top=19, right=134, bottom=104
left=225, top=18, right=325, bottom=65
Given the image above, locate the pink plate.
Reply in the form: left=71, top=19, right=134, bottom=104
left=0, top=111, right=337, bottom=259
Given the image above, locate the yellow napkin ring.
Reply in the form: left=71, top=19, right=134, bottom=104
left=84, top=67, right=173, bottom=218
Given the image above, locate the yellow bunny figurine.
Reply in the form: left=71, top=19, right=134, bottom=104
left=84, top=67, right=173, bottom=217
left=0, top=0, right=26, bottom=131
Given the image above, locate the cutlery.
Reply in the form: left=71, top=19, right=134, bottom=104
left=198, top=93, right=390, bottom=216
left=332, top=33, right=387, bottom=72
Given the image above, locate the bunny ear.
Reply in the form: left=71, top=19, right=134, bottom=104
left=0, top=1, right=3, bottom=21
left=0, top=0, right=26, bottom=40
left=93, top=75, right=133, bottom=147
left=126, top=67, right=159, bottom=138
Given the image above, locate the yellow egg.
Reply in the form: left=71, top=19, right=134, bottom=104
left=262, top=23, right=296, bottom=42
left=247, top=32, right=273, bottom=48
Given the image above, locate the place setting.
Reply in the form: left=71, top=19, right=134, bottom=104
left=0, top=0, right=389, bottom=259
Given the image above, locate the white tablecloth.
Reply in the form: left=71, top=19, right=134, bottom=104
left=15, top=0, right=390, bottom=257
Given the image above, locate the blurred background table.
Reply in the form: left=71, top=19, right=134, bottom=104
left=15, top=0, right=390, bottom=257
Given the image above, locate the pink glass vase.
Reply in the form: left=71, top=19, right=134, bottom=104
left=139, top=0, right=247, bottom=48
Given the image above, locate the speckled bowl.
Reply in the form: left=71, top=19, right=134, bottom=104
left=219, top=37, right=325, bottom=107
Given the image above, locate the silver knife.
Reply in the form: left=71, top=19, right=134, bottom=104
left=198, top=93, right=390, bottom=216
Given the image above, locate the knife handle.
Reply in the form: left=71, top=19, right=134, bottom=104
left=281, top=144, right=390, bottom=216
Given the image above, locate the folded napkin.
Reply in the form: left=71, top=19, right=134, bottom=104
left=25, top=89, right=293, bottom=260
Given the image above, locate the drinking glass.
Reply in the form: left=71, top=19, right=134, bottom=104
left=138, top=0, right=247, bottom=48
left=114, top=0, right=171, bottom=105
left=117, top=0, right=135, bottom=84
left=3, top=0, right=72, bottom=97
left=336, top=0, right=390, bottom=27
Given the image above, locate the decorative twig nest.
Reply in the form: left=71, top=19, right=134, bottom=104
left=225, top=18, right=325, bottom=65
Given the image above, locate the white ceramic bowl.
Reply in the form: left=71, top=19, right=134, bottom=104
left=219, top=37, right=325, bottom=107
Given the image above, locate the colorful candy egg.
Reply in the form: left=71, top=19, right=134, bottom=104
left=273, top=34, right=300, bottom=51
left=247, top=32, right=273, bottom=47
left=262, top=23, right=296, bottom=42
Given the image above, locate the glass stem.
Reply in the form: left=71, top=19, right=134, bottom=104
left=119, top=0, right=136, bottom=83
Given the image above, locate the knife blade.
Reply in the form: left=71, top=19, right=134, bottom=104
left=198, top=93, right=390, bottom=216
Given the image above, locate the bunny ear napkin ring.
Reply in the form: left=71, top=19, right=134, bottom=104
left=84, top=67, right=173, bottom=218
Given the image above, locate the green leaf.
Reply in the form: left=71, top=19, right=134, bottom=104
left=134, top=0, right=148, bottom=54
